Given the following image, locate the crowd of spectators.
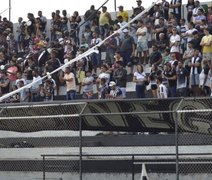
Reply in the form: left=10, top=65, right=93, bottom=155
left=0, top=0, right=212, bottom=103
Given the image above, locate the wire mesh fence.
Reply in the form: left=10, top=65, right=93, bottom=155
left=177, top=98, right=212, bottom=180
left=0, top=98, right=211, bottom=180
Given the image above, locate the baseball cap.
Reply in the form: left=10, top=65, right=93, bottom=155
left=109, top=81, right=116, bottom=87
left=118, top=5, right=123, bottom=8
left=122, top=28, right=129, bottom=33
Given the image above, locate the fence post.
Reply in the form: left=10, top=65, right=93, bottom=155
left=132, top=155, right=135, bottom=180
left=42, top=155, right=45, bottom=180
left=175, top=99, right=183, bottom=180
left=79, top=115, right=83, bottom=180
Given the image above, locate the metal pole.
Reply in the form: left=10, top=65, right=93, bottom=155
left=42, top=156, right=46, bottom=180
left=132, top=155, right=134, bottom=180
left=9, top=0, right=11, bottom=21
left=79, top=115, right=83, bottom=180
left=114, top=0, right=117, bottom=17
left=175, top=111, right=179, bottom=180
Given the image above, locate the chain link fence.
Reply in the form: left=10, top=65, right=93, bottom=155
left=177, top=98, right=212, bottom=180
left=0, top=98, right=211, bottom=180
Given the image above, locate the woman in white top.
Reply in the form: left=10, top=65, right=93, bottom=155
left=133, top=64, right=147, bottom=98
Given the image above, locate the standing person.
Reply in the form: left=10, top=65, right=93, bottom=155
left=90, top=31, right=102, bottom=73
left=120, top=28, right=136, bottom=70
left=132, top=0, right=145, bottom=18
left=37, top=10, right=47, bottom=33
left=30, top=69, right=42, bottom=102
left=163, top=62, right=177, bottom=97
left=113, top=61, right=127, bottom=98
left=98, top=78, right=109, bottom=99
left=99, top=6, right=111, bottom=39
left=200, top=28, right=212, bottom=68
left=199, top=59, right=211, bottom=96
left=117, top=5, right=129, bottom=22
left=133, top=64, right=147, bottom=98
left=170, top=0, right=182, bottom=22
left=149, top=64, right=162, bottom=98
left=136, top=20, right=148, bottom=65
left=18, top=80, right=30, bottom=102
left=160, top=0, right=170, bottom=20
left=170, top=27, right=181, bottom=61
left=186, top=0, right=195, bottom=22
left=82, top=70, right=94, bottom=99
left=157, top=76, right=168, bottom=98
left=62, top=67, right=77, bottom=100
left=176, top=61, right=189, bottom=97
left=189, top=49, right=202, bottom=96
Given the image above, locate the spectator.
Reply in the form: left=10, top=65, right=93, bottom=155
left=132, top=0, right=145, bottom=19
left=18, top=80, right=30, bottom=102
left=31, top=69, right=42, bottom=102
left=113, top=61, right=127, bottom=98
left=133, top=64, right=147, bottom=98
left=149, top=64, right=162, bottom=98
left=163, top=62, right=177, bottom=97
left=108, top=81, right=123, bottom=99
left=136, top=20, right=148, bottom=65
left=160, top=0, right=170, bottom=21
left=37, top=10, right=47, bottom=33
left=43, top=79, right=54, bottom=101
left=200, top=28, right=212, bottom=63
left=170, top=27, right=181, bottom=61
left=176, top=61, right=189, bottom=97
left=117, top=6, right=129, bottom=22
left=90, top=31, right=102, bottom=73
left=186, top=0, right=195, bottom=22
left=84, top=5, right=97, bottom=27
left=170, top=0, right=182, bottom=22
left=120, top=28, right=136, bottom=69
left=10, top=85, right=20, bottom=103
left=182, top=41, right=195, bottom=73
left=82, top=70, right=94, bottom=99
left=189, top=49, right=202, bottom=96
left=149, top=44, right=162, bottom=66
left=99, top=6, right=111, bottom=39
left=62, top=66, right=77, bottom=100
left=98, top=77, right=109, bottom=99
left=157, top=76, right=168, bottom=98
left=61, top=10, right=68, bottom=33
left=199, top=59, right=211, bottom=96
left=104, top=29, right=117, bottom=64
left=0, top=69, right=10, bottom=97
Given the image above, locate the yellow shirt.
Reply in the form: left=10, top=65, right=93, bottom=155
left=99, top=12, right=110, bottom=26
left=201, top=35, right=212, bottom=53
left=117, top=11, right=129, bottom=22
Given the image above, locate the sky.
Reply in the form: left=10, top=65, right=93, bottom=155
left=0, top=0, right=212, bottom=23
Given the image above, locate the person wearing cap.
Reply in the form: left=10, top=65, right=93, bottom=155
left=117, top=5, right=129, bottom=22
left=119, top=28, right=136, bottom=69
left=108, top=81, right=122, bottom=99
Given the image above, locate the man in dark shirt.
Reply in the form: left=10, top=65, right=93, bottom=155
left=113, top=61, right=127, bottom=98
